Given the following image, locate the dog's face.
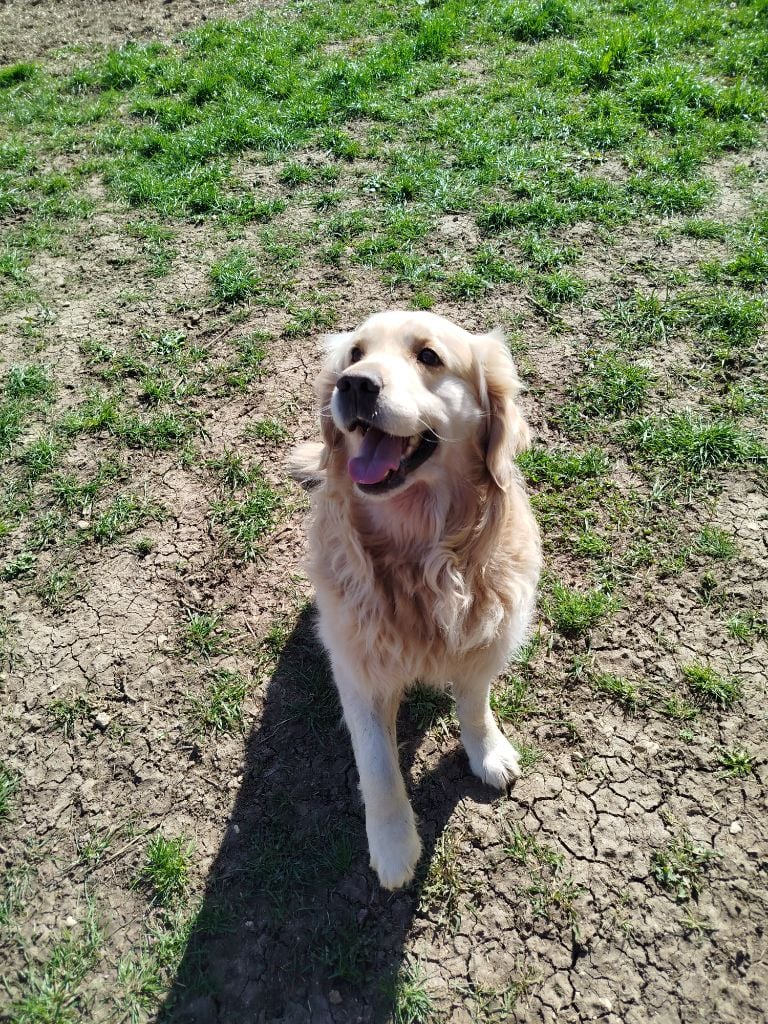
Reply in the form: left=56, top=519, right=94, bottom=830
left=317, top=311, right=530, bottom=497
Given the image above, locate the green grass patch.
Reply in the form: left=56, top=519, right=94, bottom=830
left=188, top=669, right=249, bottom=734
left=90, top=493, right=166, bottom=543
left=0, top=763, right=20, bottom=823
left=210, top=476, right=281, bottom=559
left=682, top=662, right=741, bottom=708
left=544, top=581, right=615, bottom=636
left=625, top=411, right=765, bottom=476
left=134, top=834, right=193, bottom=906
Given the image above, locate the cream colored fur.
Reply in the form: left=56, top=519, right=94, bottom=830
left=291, top=311, right=541, bottom=889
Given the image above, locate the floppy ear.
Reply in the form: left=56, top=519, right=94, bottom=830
left=475, top=329, right=530, bottom=491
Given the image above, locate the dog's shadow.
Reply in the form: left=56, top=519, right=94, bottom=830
left=162, top=605, right=497, bottom=1023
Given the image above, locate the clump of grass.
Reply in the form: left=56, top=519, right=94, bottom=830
left=534, top=270, right=586, bottom=306
left=716, top=745, right=754, bottom=778
left=387, top=960, right=437, bottom=1024
left=419, top=830, right=468, bottom=932
left=134, top=835, right=193, bottom=906
left=90, top=493, right=166, bottom=543
left=47, top=694, right=94, bottom=739
left=181, top=612, right=227, bottom=658
left=517, top=446, right=608, bottom=487
left=5, top=363, right=54, bottom=400
left=695, top=526, right=737, bottom=560
left=651, top=834, right=718, bottom=901
left=18, top=435, right=62, bottom=481
left=545, top=581, right=615, bottom=636
left=490, top=674, right=536, bottom=722
left=682, top=662, right=741, bottom=708
left=247, top=418, right=290, bottom=444
left=407, top=684, right=455, bottom=731
left=573, top=354, right=652, bottom=418
left=0, top=763, right=20, bottom=823
left=726, top=611, right=767, bottom=643
left=210, top=477, right=281, bottom=560
left=625, top=411, right=765, bottom=475
left=188, top=670, right=249, bottom=734
left=8, top=909, right=103, bottom=1023
left=591, top=671, right=639, bottom=713
left=210, top=248, right=261, bottom=303
left=37, top=566, right=82, bottom=610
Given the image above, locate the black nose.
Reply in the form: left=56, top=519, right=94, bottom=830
left=335, top=372, right=382, bottom=425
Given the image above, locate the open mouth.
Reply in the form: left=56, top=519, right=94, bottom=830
left=347, top=422, right=438, bottom=494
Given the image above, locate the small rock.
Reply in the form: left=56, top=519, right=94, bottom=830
left=64, top=915, right=77, bottom=928
left=77, top=519, right=90, bottom=530
left=94, top=712, right=111, bottom=731
left=329, top=990, right=342, bottom=1006
left=730, top=820, right=743, bottom=835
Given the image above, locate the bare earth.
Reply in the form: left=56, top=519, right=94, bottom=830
left=1, top=3, right=766, bottom=1024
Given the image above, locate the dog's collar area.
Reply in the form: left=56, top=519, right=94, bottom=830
left=347, top=425, right=439, bottom=494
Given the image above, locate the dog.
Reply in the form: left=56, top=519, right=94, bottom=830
left=289, top=310, right=541, bottom=889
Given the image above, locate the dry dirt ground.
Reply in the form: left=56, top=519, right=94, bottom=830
left=0, top=3, right=767, bottom=1024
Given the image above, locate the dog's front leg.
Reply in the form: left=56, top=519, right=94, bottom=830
left=454, top=674, right=521, bottom=790
left=333, top=662, right=421, bottom=889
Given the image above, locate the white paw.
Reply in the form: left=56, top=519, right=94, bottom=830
left=465, top=732, right=521, bottom=790
left=367, top=812, right=422, bottom=890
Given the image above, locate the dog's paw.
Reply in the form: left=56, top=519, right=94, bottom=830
left=465, top=732, right=521, bottom=790
left=367, top=812, right=422, bottom=890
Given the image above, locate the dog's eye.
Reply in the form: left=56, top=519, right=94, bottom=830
left=417, top=348, right=442, bottom=368
left=349, top=346, right=363, bottom=364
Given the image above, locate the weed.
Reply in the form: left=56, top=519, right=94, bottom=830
left=573, top=354, right=652, bottom=418
left=716, top=745, right=754, bottom=778
left=518, top=446, right=608, bottom=487
left=419, top=830, right=470, bottom=932
left=387, top=960, right=437, bottom=1024
left=189, top=669, right=249, bottom=734
left=682, top=662, right=741, bottom=708
left=2, top=550, right=37, bottom=581
left=134, top=834, right=193, bottom=906
left=651, top=834, right=718, bottom=901
left=37, top=566, right=82, bottom=610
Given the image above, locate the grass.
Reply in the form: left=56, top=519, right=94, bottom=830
left=90, top=493, right=166, bottom=543
left=651, top=834, right=719, bottom=902
left=544, top=581, right=615, bottom=636
left=682, top=662, right=741, bottom=708
left=625, top=411, right=765, bottom=476
left=134, top=835, right=194, bottom=906
left=181, top=612, right=227, bottom=658
left=188, top=669, right=249, bottom=734
left=388, top=960, right=437, bottom=1024
left=47, top=694, right=94, bottom=739
left=0, top=762, right=20, bottom=823
left=9, top=908, right=103, bottom=1024
left=2, top=0, right=767, bottom=1014
left=210, top=477, right=282, bottom=560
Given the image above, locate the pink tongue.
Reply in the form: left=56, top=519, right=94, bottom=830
left=348, top=428, right=405, bottom=485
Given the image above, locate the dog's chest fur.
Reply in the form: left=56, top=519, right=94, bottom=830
left=308, top=478, right=539, bottom=692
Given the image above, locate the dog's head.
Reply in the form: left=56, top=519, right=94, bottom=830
left=314, top=310, right=529, bottom=498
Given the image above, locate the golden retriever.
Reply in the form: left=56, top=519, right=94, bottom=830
left=289, top=310, right=541, bottom=889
